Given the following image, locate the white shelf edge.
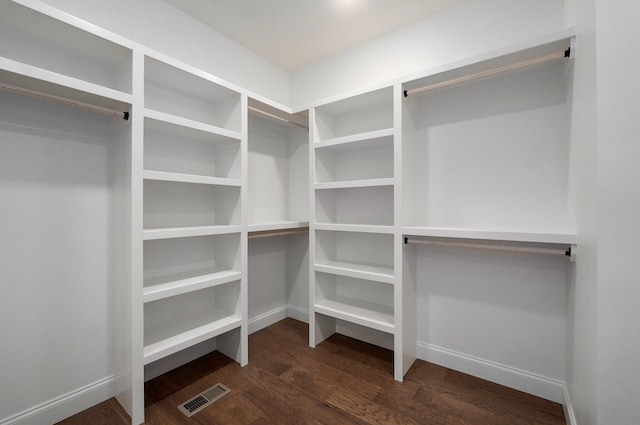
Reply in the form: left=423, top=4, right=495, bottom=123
left=402, top=226, right=577, bottom=245
left=315, top=261, right=394, bottom=284
left=143, top=270, right=242, bottom=303
left=144, top=108, right=242, bottom=140
left=315, top=223, right=395, bottom=234
left=247, top=221, right=309, bottom=232
left=315, top=178, right=395, bottom=190
left=314, top=128, right=394, bottom=149
left=143, top=170, right=241, bottom=187
left=143, top=314, right=241, bottom=365
left=314, top=299, right=394, bottom=334
left=143, top=225, right=242, bottom=240
left=0, top=56, right=132, bottom=105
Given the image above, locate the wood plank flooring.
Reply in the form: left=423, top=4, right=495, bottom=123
left=57, top=318, right=566, bottom=425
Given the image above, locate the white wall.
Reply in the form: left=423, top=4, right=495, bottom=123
left=595, top=1, right=640, bottom=423
left=36, top=0, right=291, bottom=107
left=290, top=0, right=566, bottom=109
left=565, top=0, right=598, bottom=422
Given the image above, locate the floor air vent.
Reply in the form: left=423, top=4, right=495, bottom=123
left=178, top=383, right=231, bottom=417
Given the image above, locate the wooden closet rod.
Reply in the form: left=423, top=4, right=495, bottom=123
left=404, top=48, right=571, bottom=97
left=0, top=82, right=129, bottom=120
left=404, top=237, right=574, bottom=258
left=248, top=98, right=308, bottom=129
left=248, top=227, right=309, bottom=239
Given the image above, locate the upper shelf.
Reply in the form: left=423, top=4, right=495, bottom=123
left=144, top=56, right=241, bottom=133
left=0, top=1, right=132, bottom=95
left=313, top=86, right=393, bottom=142
left=403, top=226, right=576, bottom=245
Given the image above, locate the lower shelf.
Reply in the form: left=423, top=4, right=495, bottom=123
left=314, top=260, right=394, bottom=284
left=143, top=269, right=241, bottom=303
left=314, top=297, right=394, bottom=334
left=143, top=310, right=241, bottom=365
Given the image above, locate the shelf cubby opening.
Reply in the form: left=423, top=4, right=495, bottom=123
left=0, top=2, right=132, bottom=94
left=315, top=134, right=394, bottom=184
left=144, top=180, right=240, bottom=230
left=315, top=272, right=394, bottom=334
left=314, top=87, right=393, bottom=142
left=316, top=185, right=394, bottom=227
left=143, top=282, right=241, bottom=364
left=315, top=230, right=394, bottom=281
left=248, top=112, right=308, bottom=228
left=143, top=233, right=241, bottom=302
left=144, top=56, right=241, bottom=132
left=144, top=116, right=241, bottom=180
left=402, top=60, right=572, bottom=233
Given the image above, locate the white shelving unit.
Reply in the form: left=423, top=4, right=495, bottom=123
left=310, top=86, right=416, bottom=381
left=140, top=53, right=247, bottom=410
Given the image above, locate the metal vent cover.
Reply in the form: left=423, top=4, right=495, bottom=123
left=178, top=383, right=231, bottom=417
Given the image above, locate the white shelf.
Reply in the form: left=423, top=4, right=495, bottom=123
left=402, top=226, right=576, bottom=245
left=315, top=223, right=394, bottom=234
left=248, top=221, right=309, bottom=232
left=143, top=225, right=241, bottom=240
left=314, top=128, right=394, bottom=149
left=144, top=108, right=241, bottom=141
left=315, top=260, right=394, bottom=284
left=143, top=170, right=241, bottom=187
left=314, top=298, right=394, bottom=334
left=0, top=58, right=132, bottom=110
left=143, top=310, right=241, bottom=364
left=143, top=269, right=242, bottom=303
left=315, top=178, right=395, bottom=190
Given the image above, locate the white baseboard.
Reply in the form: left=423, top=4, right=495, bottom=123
left=248, top=305, right=289, bottom=334
left=286, top=304, right=309, bottom=323
left=416, top=341, right=566, bottom=404
left=562, top=385, right=577, bottom=425
left=0, top=376, right=115, bottom=425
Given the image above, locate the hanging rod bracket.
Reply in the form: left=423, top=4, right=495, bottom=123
left=123, top=111, right=130, bottom=121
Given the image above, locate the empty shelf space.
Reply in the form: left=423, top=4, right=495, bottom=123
left=314, top=298, right=394, bottom=334
left=143, top=170, right=241, bottom=186
left=143, top=225, right=241, bottom=240
left=144, top=108, right=241, bottom=140
left=143, top=310, right=241, bottom=364
left=315, top=178, right=395, bottom=190
left=143, top=269, right=242, bottom=303
left=314, top=128, right=394, bottom=149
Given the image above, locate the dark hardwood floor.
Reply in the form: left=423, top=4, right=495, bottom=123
left=58, top=318, right=566, bottom=425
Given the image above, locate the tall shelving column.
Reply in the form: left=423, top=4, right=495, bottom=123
left=137, top=54, right=247, bottom=420
left=309, top=86, right=415, bottom=380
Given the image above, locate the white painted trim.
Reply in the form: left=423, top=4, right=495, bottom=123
left=248, top=306, right=288, bottom=334
left=287, top=305, right=310, bottom=323
left=416, top=341, right=565, bottom=404
left=0, top=376, right=115, bottom=425
left=563, top=386, right=577, bottom=425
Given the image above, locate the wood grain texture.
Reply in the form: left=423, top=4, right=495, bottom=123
left=56, top=318, right=565, bottom=425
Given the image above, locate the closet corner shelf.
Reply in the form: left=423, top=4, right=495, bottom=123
left=314, top=178, right=395, bottom=190
left=143, top=108, right=242, bottom=140
left=314, top=128, right=394, bottom=149
left=143, top=170, right=242, bottom=187
left=247, top=221, right=309, bottom=233
left=143, top=269, right=242, bottom=303
left=0, top=57, right=132, bottom=109
left=143, top=312, right=241, bottom=365
left=402, top=226, right=577, bottom=245
left=143, top=225, right=242, bottom=240
left=315, top=223, right=395, bottom=234
left=315, top=260, right=394, bottom=284
left=314, top=298, right=394, bottom=334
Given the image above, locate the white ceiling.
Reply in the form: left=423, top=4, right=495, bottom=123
left=164, top=0, right=467, bottom=71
